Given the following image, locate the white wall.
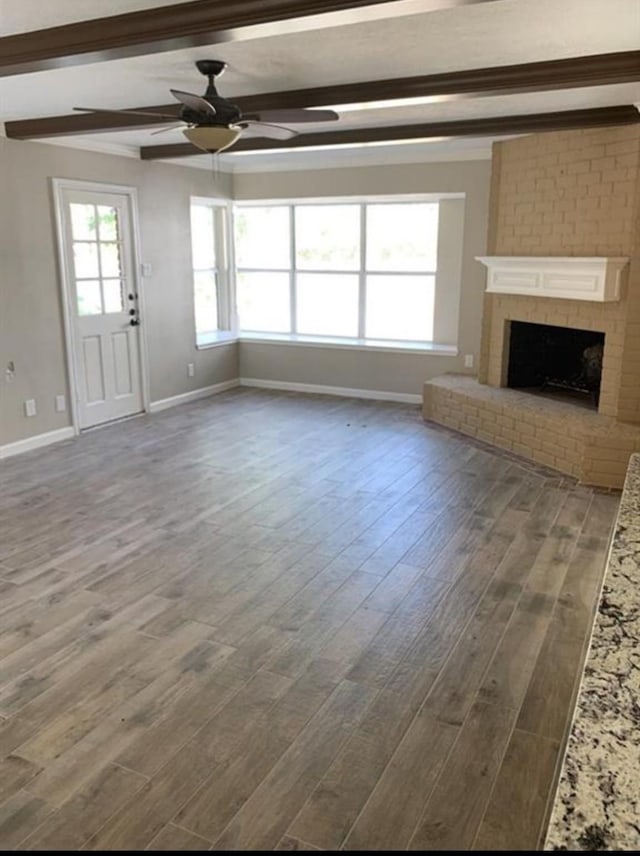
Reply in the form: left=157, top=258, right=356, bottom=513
left=0, top=142, right=490, bottom=449
left=0, top=137, right=238, bottom=446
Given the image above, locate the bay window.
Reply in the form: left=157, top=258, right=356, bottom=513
left=233, top=200, right=442, bottom=345
left=190, top=196, right=463, bottom=352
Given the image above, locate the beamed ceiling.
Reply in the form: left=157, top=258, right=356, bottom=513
left=0, top=0, right=639, bottom=170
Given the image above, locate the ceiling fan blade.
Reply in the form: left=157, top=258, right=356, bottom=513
left=170, top=89, right=216, bottom=116
left=74, top=107, right=179, bottom=120
left=239, top=121, right=298, bottom=141
left=246, top=108, right=339, bottom=124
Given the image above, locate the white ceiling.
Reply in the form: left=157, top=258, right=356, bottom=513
left=0, top=0, right=198, bottom=36
left=0, top=0, right=638, bottom=171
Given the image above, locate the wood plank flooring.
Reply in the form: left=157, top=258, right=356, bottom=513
left=0, top=389, right=619, bottom=850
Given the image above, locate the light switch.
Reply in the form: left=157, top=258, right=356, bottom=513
left=141, top=262, right=153, bottom=277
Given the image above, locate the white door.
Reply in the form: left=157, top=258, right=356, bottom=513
left=59, top=188, right=144, bottom=429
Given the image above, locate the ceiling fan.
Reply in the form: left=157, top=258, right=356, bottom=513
left=75, top=59, right=340, bottom=153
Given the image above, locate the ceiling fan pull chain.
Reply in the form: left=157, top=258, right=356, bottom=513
left=211, top=152, right=220, bottom=184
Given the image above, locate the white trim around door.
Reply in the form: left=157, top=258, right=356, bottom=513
left=51, top=179, right=151, bottom=433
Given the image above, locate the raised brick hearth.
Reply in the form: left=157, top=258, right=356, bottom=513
left=424, top=124, right=640, bottom=489
left=423, top=375, right=640, bottom=488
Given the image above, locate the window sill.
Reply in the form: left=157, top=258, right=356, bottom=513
left=238, top=332, right=458, bottom=356
left=196, top=331, right=239, bottom=350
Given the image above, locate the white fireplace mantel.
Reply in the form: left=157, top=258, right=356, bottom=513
left=476, top=256, right=629, bottom=302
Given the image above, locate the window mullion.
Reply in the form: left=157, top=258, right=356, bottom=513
left=290, top=205, right=296, bottom=334
left=224, top=202, right=237, bottom=333
left=358, top=204, right=366, bottom=339
left=92, top=204, right=107, bottom=314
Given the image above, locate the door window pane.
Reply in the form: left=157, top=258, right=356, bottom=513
left=235, top=207, right=290, bottom=269
left=73, top=242, right=99, bottom=278
left=103, top=279, right=124, bottom=314
left=100, top=243, right=122, bottom=278
left=366, top=203, right=439, bottom=271
left=97, top=206, right=119, bottom=241
left=238, top=272, right=290, bottom=333
left=295, top=206, right=360, bottom=270
left=77, top=280, right=102, bottom=315
left=365, top=275, right=435, bottom=341
left=297, top=273, right=359, bottom=337
left=191, top=206, right=216, bottom=270
left=70, top=204, right=97, bottom=240
left=194, top=270, right=218, bottom=333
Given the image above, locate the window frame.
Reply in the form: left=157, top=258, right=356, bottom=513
left=190, top=196, right=236, bottom=349
left=233, top=197, right=442, bottom=345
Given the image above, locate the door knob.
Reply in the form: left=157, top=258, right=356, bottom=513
left=130, top=318, right=140, bottom=326
left=129, top=309, right=136, bottom=316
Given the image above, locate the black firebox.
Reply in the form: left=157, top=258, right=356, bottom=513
left=507, top=320, right=605, bottom=407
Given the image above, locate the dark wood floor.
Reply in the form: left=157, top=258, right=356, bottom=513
left=0, top=389, right=618, bottom=851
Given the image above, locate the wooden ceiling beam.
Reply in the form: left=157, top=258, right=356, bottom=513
left=139, top=105, right=640, bottom=159
left=235, top=50, right=640, bottom=112
left=0, top=0, right=459, bottom=77
left=5, top=50, right=639, bottom=141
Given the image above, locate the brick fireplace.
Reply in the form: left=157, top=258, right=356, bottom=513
left=423, top=123, right=640, bottom=489
left=480, top=263, right=634, bottom=422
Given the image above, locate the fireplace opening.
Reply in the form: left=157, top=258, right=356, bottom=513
left=507, top=321, right=605, bottom=408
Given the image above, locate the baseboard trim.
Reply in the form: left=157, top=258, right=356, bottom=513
left=0, top=426, right=75, bottom=460
left=1, top=380, right=417, bottom=459
left=149, top=379, right=240, bottom=413
left=239, top=377, right=422, bottom=404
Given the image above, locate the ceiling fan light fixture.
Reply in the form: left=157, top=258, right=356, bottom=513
left=183, top=125, right=241, bottom=153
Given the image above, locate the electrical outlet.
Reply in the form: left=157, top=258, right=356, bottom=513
left=464, top=354, right=474, bottom=368
left=55, top=394, right=66, bottom=413
left=24, top=399, right=37, bottom=417
left=187, top=363, right=195, bottom=378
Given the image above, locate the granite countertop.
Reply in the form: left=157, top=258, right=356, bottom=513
left=545, top=453, right=640, bottom=851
